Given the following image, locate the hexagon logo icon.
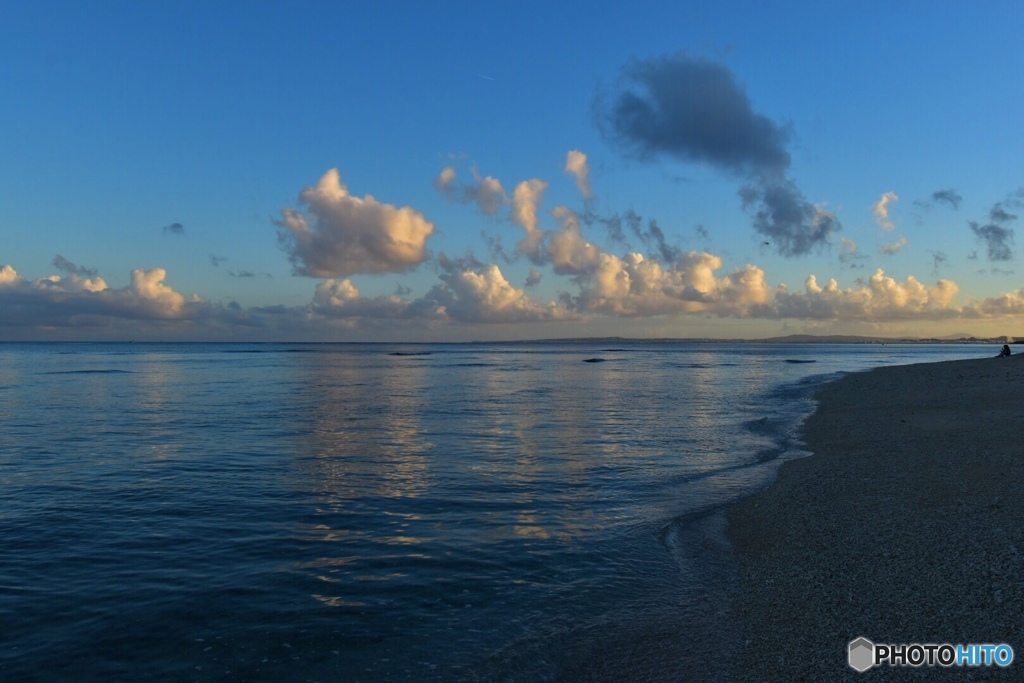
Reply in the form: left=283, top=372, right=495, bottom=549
left=849, top=637, right=875, bottom=672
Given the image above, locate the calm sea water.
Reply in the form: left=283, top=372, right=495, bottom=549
left=0, top=341, right=991, bottom=682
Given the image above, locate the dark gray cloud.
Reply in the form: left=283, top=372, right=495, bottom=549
left=482, top=231, right=513, bottom=264
left=582, top=208, right=680, bottom=262
left=695, top=224, right=709, bottom=239
left=595, top=52, right=838, bottom=257
left=595, top=52, right=790, bottom=174
left=838, top=238, right=866, bottom=269
left=970, top=222, right=1014, bottom=261
left=52, top=254, right=98, bottom=277
left=436, top=251, right=485, bottom=274
left=931, top=189, right=962, bottom=210
left=525, top=269, right=542, bottom=288
left=229, top=270, right=256, bottom=278
left=739, top=179, right=839, bottom=257
left=969, top=198, right=1018, bottom=261
left=162, top=222, right=184, bottom=235
left=989, top=203, right=1017, bottom=224
left=584, top=208, right=640, bottom=244
left=638, top=218, right=681, bottom=263
left=927, top=250, right=949, bottom=275
left=209, top=254, right=228, bottom=267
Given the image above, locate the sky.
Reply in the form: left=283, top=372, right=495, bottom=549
left=2, top=0, right=1024, bottom=341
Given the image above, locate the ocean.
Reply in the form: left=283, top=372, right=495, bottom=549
left=0, top=341, right=991, bottom=682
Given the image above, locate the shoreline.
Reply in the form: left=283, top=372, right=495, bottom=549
left=727, top=352, right=1024, bottom=680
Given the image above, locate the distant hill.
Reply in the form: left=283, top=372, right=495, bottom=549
left=497, top=334, right=1012, bottom=345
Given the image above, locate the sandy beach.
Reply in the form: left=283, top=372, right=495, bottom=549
left=728, top=351, right=1024, bottom=680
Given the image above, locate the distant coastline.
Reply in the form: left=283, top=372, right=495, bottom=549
left=3, top=334, right=1020, bottom=345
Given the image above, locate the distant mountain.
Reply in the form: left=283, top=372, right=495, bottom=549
left=492, top=334, right=1011, bottom=345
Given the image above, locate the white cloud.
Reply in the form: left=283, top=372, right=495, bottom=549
left=426, top=263, right=575, bottom=323
left=0, top=265, right=191, bottom=327
left=0, top=265, right=22, bottom=285
left=471, top=176, right=508, bottom=215
left=962, top=288, right=1024, bottom=317
left=880, top=235, right=908, bottom=254
left=773, top=268, right=958, bottom=320
left=873, top=191, right=899, bottom=231
left=575, top=251, right=771, bottom=317
left=433, top=166, right=458, bottom=199
left=510, top=179, right=549, bottom=262
left=547, top=206, right=601, bottom=274
left=277, top=168, right=435, bottom=278
left=433, top=166, right=508, bottom=215
left=312, top=278, right=440, bottom=320
left=124, top=268, right=187, bottom=316
left=565, top=149, right=592, bottom=199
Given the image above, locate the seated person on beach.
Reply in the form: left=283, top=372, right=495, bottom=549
left=997, top=344, right=1011, bottom=357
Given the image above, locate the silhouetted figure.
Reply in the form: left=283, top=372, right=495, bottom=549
left=997, top=344, right=1011, bottom=357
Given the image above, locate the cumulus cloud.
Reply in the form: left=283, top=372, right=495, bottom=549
left=162, top=222, right=184, bottom=235
left=572, top=250, right=771, bottom=318
left=547, top=207, right=602, bottom=275
left=126, top=268, right=188, bottom=316
left=962, top=288, right=1024, bottom=317
left=881, top=235, right=908, bottom=255
left=0, top=264, right=190, bottom=327
left=525, top=269, right=543, bottom=288
left=433, top=166, right=458, bottom=199
left=594, top=51, right=839, bottom=257
left=565, top=150, right=592, bottom=199
left=510, top=179, right=549, bottom=262
left=873, top=191, right=899, bottom=231
left=310, top=259, right=573, bottom=326
left=433, top=166, right=509, bottom=215
left=425, top=263, right=575, bottom=324
left=0, top=265, right=19, bottom=285
left=772, top=269, right=958, bottom=321
left=276, top=168, right=435, bottom=278
left=312, top=278, right=439, bottom=320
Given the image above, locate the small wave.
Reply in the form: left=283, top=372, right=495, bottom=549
left=389, top=352, right=432, bottom=356
left=582, top=358, right=606, bottom=363
left=41, top=369, right=132, bottom=375
left=783, top=359, right=816, bottom=363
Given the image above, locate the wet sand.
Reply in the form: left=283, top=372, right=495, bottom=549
left=728, top=351, right=1024, bottom=680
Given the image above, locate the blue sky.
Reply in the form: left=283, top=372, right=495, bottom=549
left=2, top=1, right=1023, bottom=340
